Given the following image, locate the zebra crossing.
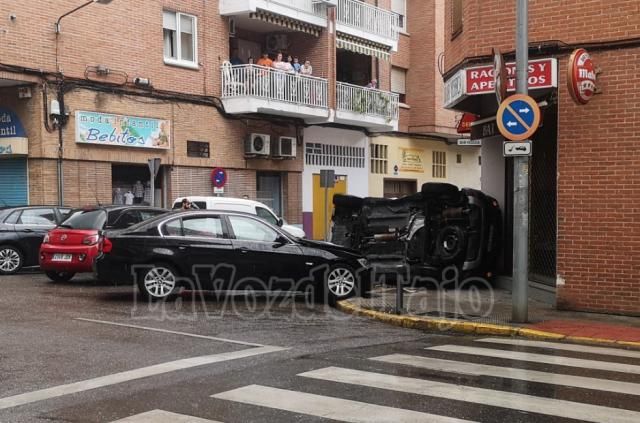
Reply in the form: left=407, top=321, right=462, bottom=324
left=112, top=337, right=640, bottom=422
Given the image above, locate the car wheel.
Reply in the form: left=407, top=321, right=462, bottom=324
left=436, top=225, right=466, bottom=262
left=137, top=265, right=179, bottom=301
left=45, top=271, right=75, bottom=283
left=0, top=246, right=23, bottom=275
left=325, top=264, right=357, bottom=301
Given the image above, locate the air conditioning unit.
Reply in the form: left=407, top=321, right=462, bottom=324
left=245, top=133, right=270, bottom=156
left=273, top=136, right=297, bottom=158
left=266, top=34, right=289, bottom=52
left=229, top=18, right=236, bottom=37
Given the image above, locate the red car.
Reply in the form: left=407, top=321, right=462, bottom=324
left=39, top=206, right=167, bottom=282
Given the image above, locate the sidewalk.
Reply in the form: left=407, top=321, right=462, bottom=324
left=338, top=286, right=640, bottom=349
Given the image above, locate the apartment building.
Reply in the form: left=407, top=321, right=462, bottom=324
left=441, top=0, right=640, bottom=315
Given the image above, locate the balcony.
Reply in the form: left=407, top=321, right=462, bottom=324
left=220, top=0, right=328, bottom=33
left=335, top=82, right=399, bottom=131
left=336, top=0, right=399, bottom=51
left=221, top=64, right=330, bottom=121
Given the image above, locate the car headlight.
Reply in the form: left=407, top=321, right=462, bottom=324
left=357, top=258, right=368, bottom=268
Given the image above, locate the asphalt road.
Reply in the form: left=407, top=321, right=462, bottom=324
left=1, top=271, right=640, bottom=423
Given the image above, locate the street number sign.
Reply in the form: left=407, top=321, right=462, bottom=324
left=496, top=94, right=541, bottom=141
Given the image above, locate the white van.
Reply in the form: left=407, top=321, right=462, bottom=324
left=172, top=196, right=306, bottom=238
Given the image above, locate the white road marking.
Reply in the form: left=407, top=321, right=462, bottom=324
left=0, top=346, right=285, bottom=411
left=212, top=384, right=475, bottom=423
left=477, top=337, right=640, bottom=359
left=300, top=367, right=640, bottom=423
left=75, top=318, right=264, bottom=347
left=371, top=354, right=640, bottom=396
left=427, top=345, right=640, bottom=374
left=112, top=409, right=222, bottom=422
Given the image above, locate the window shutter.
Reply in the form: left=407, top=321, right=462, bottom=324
left=391, top=67, right=406, bottom=94
left=163, top=11, right=177, bottom=30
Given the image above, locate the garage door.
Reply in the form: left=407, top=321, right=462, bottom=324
left=0, top=158, right=28, bottom=206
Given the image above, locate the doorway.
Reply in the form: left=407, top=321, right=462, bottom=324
left=257, top=172, right=283, bottom=216
left=383, top=179, right=417, bottom=199
left=112, top=164, right=162, bottom=207
left=312, top=174, right=347, bottom=240
left=336, top=50, right=372, bottom=86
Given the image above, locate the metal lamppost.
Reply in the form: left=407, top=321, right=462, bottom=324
left=53, top=0, right=113, bottom=206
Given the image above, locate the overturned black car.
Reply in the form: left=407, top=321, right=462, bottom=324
left=331, top=183, right=501, bottom=281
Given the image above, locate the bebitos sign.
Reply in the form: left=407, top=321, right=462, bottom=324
left=567, top=48, right=597, bottom=105
left=75, top=111, right=171, bottom=149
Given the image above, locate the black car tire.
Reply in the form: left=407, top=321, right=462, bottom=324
left=137, top=264, right=180, bottom=301
left=324, top=264, right=358, bottom=303
left=45, top=271, right=75, bottom=283
left=436, top=225, right=466, bottom=263
left=0, top=245, right=23, bottom=275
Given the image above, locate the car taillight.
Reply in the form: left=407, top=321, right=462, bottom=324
left=43, top=233, right=50, bottom=244
left=82, top=234, right=100, bottom=245
left=102, top=237, right=113, bottom=254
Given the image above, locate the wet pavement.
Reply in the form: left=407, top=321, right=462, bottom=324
left=1, top=271, right=640, bottom=422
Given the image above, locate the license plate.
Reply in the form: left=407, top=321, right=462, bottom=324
left=52, top=254, right=73, bottom=262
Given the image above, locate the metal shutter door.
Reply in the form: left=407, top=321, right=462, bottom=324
left=0, top=158, right=28, bottom=206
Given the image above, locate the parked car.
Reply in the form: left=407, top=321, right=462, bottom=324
left=0, top=206, right=73, bottom=275
left=95, top=210, right=369, bottom=301
left=39, top=206, right=167, bottom=282
left=331, top=183, right=501, bottom=282
left=172, top=196, right=306, bottom=238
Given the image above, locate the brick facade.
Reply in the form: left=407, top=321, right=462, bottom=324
left=443, top=0, right=640, bottom=315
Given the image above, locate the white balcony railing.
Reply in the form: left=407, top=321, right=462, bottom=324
left=269, top=0, right=326, bottom=17
left=336, top=82, right=399, bottom=122
left=221, top=64, right=328, bottom=109
left=337, top=0, right=399, bottom=41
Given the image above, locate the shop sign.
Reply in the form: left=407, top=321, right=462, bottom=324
left=457, top=138, right=481, bottom=146
left=471, top=119, right=498, bottom=141
left=399, top=147, right=424, bottom=172
left=456, top=113, right=476, bottom=133
left=75, top=111, right=171, bottom=149
left=0, top=107, right=28, bottom=156
left=444, top=58, right=557, bottom=109
left=567, top=48, right=597, bottom=105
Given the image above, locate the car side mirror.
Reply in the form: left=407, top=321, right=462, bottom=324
left=274, top=234, right=289, bottom=247
left=277, top=218, right=284, bottom=227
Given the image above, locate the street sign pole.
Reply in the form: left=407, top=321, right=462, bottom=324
left=513, top=0, right=529, bottom=323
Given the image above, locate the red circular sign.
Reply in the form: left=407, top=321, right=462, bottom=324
left=567, top=48, right=597, bottom=105
left=211, top=167, right=227, bottom=188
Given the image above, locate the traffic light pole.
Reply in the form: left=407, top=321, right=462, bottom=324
left=512, top=0, right=529, bottom=322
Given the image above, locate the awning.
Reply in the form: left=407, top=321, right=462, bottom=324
left=250, top=10, right=322, bottom=37
left=336, top=32, right=391, bottom=61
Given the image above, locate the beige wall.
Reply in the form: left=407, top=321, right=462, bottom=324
left=368, top=136, right=481, bottom=197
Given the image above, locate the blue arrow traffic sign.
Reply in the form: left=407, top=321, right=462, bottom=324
left=496, top=94, right=541, bottom=141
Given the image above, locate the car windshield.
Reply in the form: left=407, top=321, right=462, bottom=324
left=59, top=209, right=108, bottom=230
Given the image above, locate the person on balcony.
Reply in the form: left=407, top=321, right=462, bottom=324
left=292, top=56, right=302, bottom=73
left=257, top=52, right=272, bottom=68
left=272, top=52, right=294, bottom=101
left=366, top=79, right=378, bottom=89
left=230, top=49, right=243, bottom=66
left=301, top=60, right=313, bottom=76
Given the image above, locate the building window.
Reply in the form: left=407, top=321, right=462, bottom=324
left=371, top=144, right=388, bottom=174
left=391, top=0, right=407, bottom=32
left=391, top=67, right=407, bottom=104
left=305, top=143, right=365, bottom=168
left=432, top=151, right=447, bottom=178
left=163, top=10, right=198, bottom=68
left=456, top=154, right=462, bottom=164
left=187, top=141, right=210, bottom=158
left=451, top=0, right=463, bottom=38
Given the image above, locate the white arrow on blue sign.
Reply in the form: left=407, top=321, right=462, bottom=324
left=496, top=94, right=541, bottom=141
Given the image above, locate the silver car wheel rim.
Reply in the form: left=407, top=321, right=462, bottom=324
left=0, top=248, right=20, bottom=272
left=327, top=267, right=355, bottom=297
left=143, top=267, right=176, bottom=298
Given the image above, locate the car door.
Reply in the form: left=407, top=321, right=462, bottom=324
left=14, top=208, right=57, bottom=265
left=225, top=215, right=305, bottom=291
left=177, top=215, right=234, bottom=291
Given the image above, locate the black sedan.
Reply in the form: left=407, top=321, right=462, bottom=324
left=0, top=206, right=72, bottom=274
left=95, top=210, right=369, bottom=301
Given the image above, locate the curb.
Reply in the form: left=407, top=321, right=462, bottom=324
left=336, top=300, right=640, bottom=350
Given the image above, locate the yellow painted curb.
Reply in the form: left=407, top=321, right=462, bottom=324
left=336, top=300, right=640, bottom=350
